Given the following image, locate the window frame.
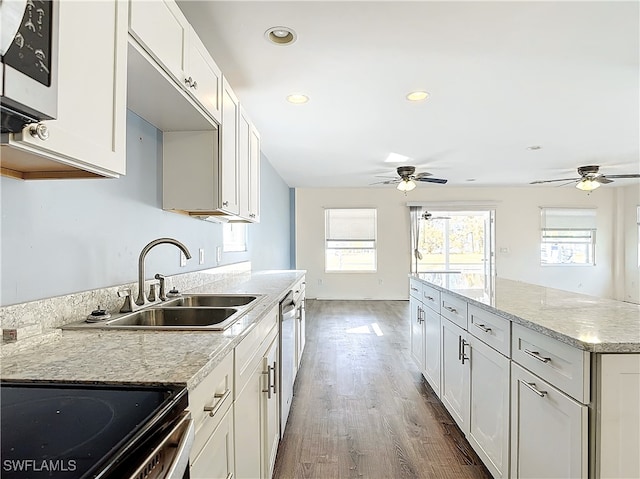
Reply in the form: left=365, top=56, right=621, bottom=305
left=324, top=208, right=377, bottom=273
left=540, top=208, right=596, bottom=267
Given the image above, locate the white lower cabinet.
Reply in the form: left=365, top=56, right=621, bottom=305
left=510, top=362, right=587, bottom=479
left=410, top=298, right=425, bottom=371
left=191, top=405, right=235, bottom=479
left=234, top=306, right=279, bottom=479
left=423, top=306, right=441, bottom=397
left=440, top=317, right=470, bottom=434
left=468, top=336, right=510, bottom=479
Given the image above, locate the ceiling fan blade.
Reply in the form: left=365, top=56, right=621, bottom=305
left=594, top=177, right=614, bottom=184
left=557, top=180, right=580, bottom=187
left=529, top=177, right=579, bottom=185
left=415, top=177, right=447, bottom=184
left=370, top=179, right=400, bottom=185
left=599, top=174, right=640, bottom=179
left=414, top=171, right=433, bottom=178
left=373, top=175, right=400, bottom=179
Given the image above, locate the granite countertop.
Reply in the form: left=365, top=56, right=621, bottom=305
left=1, top=270, right=305, bottom=390
left=412, top=273, right=640, bottom=353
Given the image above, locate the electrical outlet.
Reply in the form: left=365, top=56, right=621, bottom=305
left=180, top=251, right=187, bottom=267
left=216, top=246, right=222, bottom=264
left=317, top=279, right=323, bottom=286
left=378, top=279, right=384, bottom=285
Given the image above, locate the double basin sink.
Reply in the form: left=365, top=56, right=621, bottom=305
left=65, top=294, right=261, bottom=331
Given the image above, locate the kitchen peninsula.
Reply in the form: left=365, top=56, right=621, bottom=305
left=409, top=273, right=640, bottom=479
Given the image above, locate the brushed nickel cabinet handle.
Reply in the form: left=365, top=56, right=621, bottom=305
left=520, top=380, right=547, bottom=397
left=461, top=339, right=469, bottom=364
left=524, top=348, right=551, bottom=363
left=474, top=323, right=492, bottom=333
left=222, top=201, right=229, bottom=207
left=203, top=389, right=231, bottom=417
left=444, top=305, right=458, bottom=314
left=411, top=287, right=419, bottom=292
left=29, top=123, right=49, bottom=140
left=425, top=295, right=434, bottom=301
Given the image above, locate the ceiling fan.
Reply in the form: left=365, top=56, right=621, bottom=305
left=530, top=165, right=640, bottom=192
left=371, top=166, right=448, bottom=192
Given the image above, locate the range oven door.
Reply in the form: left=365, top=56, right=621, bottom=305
left=0, top=0, right=58, bottom=132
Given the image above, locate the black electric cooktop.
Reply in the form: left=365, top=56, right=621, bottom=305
left=0, top=381, right=187, bottom=479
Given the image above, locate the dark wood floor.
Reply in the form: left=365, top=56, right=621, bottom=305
left=273, top=300, right=492, bottom=479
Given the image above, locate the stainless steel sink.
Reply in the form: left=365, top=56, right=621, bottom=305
left=162, top=294, right=258, bottom=308
left=105, top=307, right=237, bottom=329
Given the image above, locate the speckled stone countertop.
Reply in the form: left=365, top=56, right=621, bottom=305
left=412, top=273, right=640, bottom=353
left=1, top=270, right=305, bottom=389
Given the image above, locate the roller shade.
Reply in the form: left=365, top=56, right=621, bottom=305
left=325, top=209, right=376, bottom=241
left=540, top=208, right=596, bottom=230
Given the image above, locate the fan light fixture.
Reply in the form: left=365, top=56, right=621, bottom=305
left=397, top=179, right=416, bottom=192
left=576, top=179, right=601, bottom=191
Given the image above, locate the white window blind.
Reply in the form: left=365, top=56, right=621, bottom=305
left=540, top=208, right=596, bottom=230
left=540, top=208, right=596, bottom=265
left=325, top=208, right=377, bottom=272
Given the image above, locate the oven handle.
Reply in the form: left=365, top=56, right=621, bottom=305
left=165, top=413, right=194, bottom=479
left=129, top=412, right=194, bottom=479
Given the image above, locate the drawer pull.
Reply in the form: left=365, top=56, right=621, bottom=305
left=444, top=305, right=458, bottom=314
left=424, top=295, right=434, bottom=301
left=262, top=361, right=277, bottom=399
left=461, top=339, right=469, bottom=364
left=520, top=380, right=547, bottom=398
left=203, top=389, right=231, bottom=417
left=524, top=348, right=551, bottom=363
left=411, top=287, right=419, bottom=292
left=474, top=323, right=492, bottom=333
left=225, top=474, right=233, bottom=479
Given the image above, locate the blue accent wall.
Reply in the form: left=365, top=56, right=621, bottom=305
left=0, top=111, right=292, bottom=305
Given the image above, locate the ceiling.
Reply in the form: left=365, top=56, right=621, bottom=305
left=177, top=1, right=639, bottom=189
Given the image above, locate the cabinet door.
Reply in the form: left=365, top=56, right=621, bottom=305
left=423, top=307, right=441, bottom=397
left=187, top=28, right=222, bottom=124
left=248, top=124, right=261, bottom=222
left=440, top=317, right=470, bottom=434
left=510, top=363, right=587, bottom=479
left=263, top=337, right=279, bottom=479
left=234, top=357, right=263, bottom=479
left=220, top=78, right=239, bottom=215
left=238, top=107, right=252, bottom=219
left=129, top=0, right=188, bottom=83
left=468, top=336, right=510, bottom=479
left=8, top=0, right=127, bottom=178
left=409, top=298, right=424, bottom=371
left=191, top=405, right=235, bottom=479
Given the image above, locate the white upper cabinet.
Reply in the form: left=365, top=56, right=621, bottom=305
left=128, top=0, right=221, bottom=128
left=248, top=123, right=261, bottom=222
left=239, top=105, right=261, bottom=222
left=220, top=78, right=240, bottom=215
left=129, top=0, right=189, bottom=83
left=1, top=0, right=127, bottom=179
left=187, top=28, right=222, bottom=124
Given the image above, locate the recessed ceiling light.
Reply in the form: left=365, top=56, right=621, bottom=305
left=526, top=145, right=542, bottom=150
left=385, top=152, right=411, bottom=163
left=286, top=94, right=309, bottom=104
left=265, top=26, right=297, bottom=45
left=406, top=91, right=430, bottom=102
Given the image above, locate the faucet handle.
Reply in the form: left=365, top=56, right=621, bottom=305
left=118, top=288, right=135, bottom=313
left=154, top=273, right=167, bottom=301
left=148, top=281, right=161, bottom=302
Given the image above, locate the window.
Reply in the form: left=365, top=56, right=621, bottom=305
left=540, top=208, right=596, bottom=265
left=325, top=208, right=377, bottom=272
left=223, top=223, right=247, bottom=252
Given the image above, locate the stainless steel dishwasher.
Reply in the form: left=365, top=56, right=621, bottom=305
left=279, top=290, right=296, bottom=436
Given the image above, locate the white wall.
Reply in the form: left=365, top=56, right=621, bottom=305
left=295, top=186, right=621, bottom=300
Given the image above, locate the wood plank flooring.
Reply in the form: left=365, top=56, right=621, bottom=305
left=273, top=300, right=492, bottom=479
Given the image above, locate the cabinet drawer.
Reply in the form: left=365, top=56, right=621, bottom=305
left=441, top=292, right=467, bottom=330
left=235, top=305, right=278, bottom=397
left=409, top=278, right=422, bottom=300
left=422, top=284, right=441, bottom=313
left=512, top=324, right=589, bottom=403
left=468, top=305, right=511, bottom=357
left=189, top=350, right=234, bottom=459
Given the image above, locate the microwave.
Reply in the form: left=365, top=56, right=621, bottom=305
left=0, top=0, right=58, bottom=133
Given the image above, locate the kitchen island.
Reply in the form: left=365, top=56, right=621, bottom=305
left=410, top=273, right=640, bottom=479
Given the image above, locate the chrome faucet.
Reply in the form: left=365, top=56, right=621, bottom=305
left=135, top=238, right=192, bottom=306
